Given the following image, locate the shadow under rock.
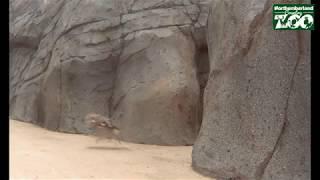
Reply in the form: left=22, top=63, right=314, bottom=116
left=86, top=146, right=130, bottom=151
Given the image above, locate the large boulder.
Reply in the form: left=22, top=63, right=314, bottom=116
left=9, top=0, right=211, bottom=145
left=192, top=0, right=310, bottom=179
left=112, top=28, right=200, bottom=145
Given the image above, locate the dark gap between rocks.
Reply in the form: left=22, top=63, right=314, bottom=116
left=195, top=44, right=210, bottom=136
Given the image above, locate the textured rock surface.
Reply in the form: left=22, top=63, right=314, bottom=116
left=192, top=0, right=311, bottom=179
left=10, top=0, right=311, bottom=178
left=9, top=0, right=211, bottom=145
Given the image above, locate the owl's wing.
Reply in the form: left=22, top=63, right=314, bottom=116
left=104, top=119, right=113, bottom=128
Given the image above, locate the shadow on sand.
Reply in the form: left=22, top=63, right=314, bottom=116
left=86, top=146, right=130, bottom=151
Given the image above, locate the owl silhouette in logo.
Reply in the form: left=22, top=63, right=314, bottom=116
left=287, top=14, right=301, bottom=29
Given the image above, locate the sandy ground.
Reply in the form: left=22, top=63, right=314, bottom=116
left=10, top=120, right=212, bottom=180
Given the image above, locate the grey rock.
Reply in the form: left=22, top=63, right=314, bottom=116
left=113, top=27, right=200, bottom=145
left=10, top=0, right=310, bottom=177
left=9, top=0, right=211, bottom=145
left=192, top=0, right=310, bottom=179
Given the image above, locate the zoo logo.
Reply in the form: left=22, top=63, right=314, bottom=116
left=273, top=4, right=314, bottom=30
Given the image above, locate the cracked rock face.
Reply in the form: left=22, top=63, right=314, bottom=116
left=10, top=0, right=211, bottom=145
left=192, top=0, right=310, bottom=179
left=10, top=0, right=310, bottom=177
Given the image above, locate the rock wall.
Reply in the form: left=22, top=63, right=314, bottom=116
left=192, top=0, right=311, bottom=179
left=9, top=0, right=211, bottom=145
left=10, top=0, right=310, bottom=178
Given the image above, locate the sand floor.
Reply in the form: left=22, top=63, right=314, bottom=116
left=10, top=120, right=212, bottom=180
